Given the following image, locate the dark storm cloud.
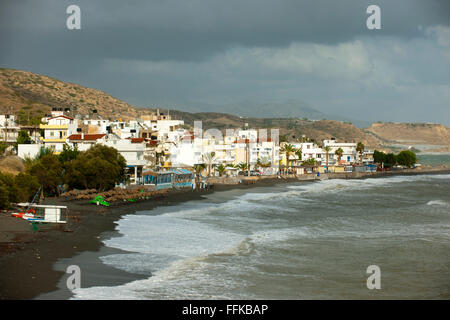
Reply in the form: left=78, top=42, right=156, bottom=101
left=1, top=0, right=449, bottom=63
left=0, top=0, right=449, bottom=124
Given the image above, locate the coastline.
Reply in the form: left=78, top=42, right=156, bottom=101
left=1, top=167, right=449, bottom=300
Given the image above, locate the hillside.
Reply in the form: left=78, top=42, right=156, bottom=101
left=3, top=68, right=447, bottom=152
left=367, top=122, right=450, bottom=147
left=167, top=112, right=385, bottom=148
left=0, top=68, right=146, bottom=121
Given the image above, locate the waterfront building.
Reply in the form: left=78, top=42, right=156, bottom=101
left=0, top=114, right=19, bottom=144
left=40, top=115, right=78, bottom=153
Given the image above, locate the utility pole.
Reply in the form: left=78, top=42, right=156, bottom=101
left=245, top=122, right=250, bottom=177
left=4, top=107, right=11, bottom=144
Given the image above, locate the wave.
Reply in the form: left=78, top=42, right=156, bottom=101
left=72, top=172, right=450, bottom=299
left=426, top=200, right=450, bottom=207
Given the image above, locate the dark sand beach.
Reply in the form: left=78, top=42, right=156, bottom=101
left=1, top=167, right=449, bottom=300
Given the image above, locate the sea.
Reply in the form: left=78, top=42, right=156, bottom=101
left=71, top=172, right=450, bottom=299
left=417, top=153, right=450, bottom=167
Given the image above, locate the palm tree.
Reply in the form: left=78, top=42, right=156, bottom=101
left=294, top=147, right=302, bottom=165
left=356, top=142, right=365, bottom=164
left=335, top=147, right=344, bottom=164
left=194, top=163, right=206, bottom=176
left=303, top=158, right=316, bottom=166
left=323, top=146, right=331, bottom=172
left=217, top=164, right=226, bottom=177
left=280, top=143, right=296, bottom=174
left=202, top=151, right=216, bottom=177
left=193, top=163, right=206, bottom=190
left=237, top=162, right=248, bottom=173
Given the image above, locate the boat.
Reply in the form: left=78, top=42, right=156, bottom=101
left=15, top=203, right=68, bottom=224
left=11, top=209, right=36, bottom=220
left=11, top=188, right=40, bottom=220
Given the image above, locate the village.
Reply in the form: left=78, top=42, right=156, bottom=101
left=0, top=107, right=382, bottom=191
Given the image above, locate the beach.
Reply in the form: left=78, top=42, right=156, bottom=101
left=1, top=167, right=449, bottom=300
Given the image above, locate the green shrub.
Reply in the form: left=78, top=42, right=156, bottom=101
left=64, top=145, right=126, bottom=191
left=27, top=154, right=63, bottom=196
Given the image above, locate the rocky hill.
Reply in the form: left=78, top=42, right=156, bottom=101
left=2, top=68, right=448, bottom=152
left=0, top=68, right=145, bottom=121
left=367, top=122, right=450, bottom=148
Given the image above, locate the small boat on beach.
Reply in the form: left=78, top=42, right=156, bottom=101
left=11, top=210, right=36, bottom=220
left=13, top=203, right=68, bottom=224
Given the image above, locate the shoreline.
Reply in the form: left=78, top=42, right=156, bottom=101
left=1, top=167, right=449, bottom=300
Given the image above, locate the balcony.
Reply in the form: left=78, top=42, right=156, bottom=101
left=40, top=124, right=69, bottom=129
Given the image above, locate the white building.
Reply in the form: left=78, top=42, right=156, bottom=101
left=322, top=139, right=357, bottom=164
left=0, top=115, right=20, bottom=144
left=290, top=142, right=325, bottom=164
left=40, top=115, right=78, bottom=153
left=17, top=144, right=42, bottom=159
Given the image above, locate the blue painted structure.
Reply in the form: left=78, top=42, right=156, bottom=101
left=142, top=169, right=193, bottom=190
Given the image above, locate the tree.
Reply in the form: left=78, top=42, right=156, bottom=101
left=237, top=162, right=248, bottom=172
left=58, top=143, right=80, bottom=164
left=193, top=163, right=206, bottom=189
left=0, top=172, right=20, bottom=207
left=0, top=180, right=9, bottom=209
left=356, top=142, right=365, bottom=163
left=202, top=151, right=216, bottom=177
left=385, top=153, right=397, bottom=167
left=193, top=163, right=206, bottom=176
left=396, top=150, right=417, bottom=167
left=27, top=153, right=63, bottom=196
left=335, top=147, right=344, bottom=164
left=280, top=143, right=296, bottom=173
left=16, top=130, right=31, bottom=146
left=36, top=146, right=54, bottom=160
left=323, top=146, right=331, bottom=172
left=14, top=172, right=40, bottom=203
left=217, top=164, right=226, bottom=177
left=303, top=158, right=317, bottom=166
left=0, top=142, right=7, bottom=155
left=64, top=145, right=126, bottom=191
left=373, top=150, right=386, bottom=164
left=295, top=147, right=303, bottom=164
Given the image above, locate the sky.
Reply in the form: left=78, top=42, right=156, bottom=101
left=1, top=0, right=450, bottom=124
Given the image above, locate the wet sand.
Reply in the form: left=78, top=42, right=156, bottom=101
left=0, top=168, right=449, bottom=300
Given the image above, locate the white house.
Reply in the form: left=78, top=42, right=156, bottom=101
left=40, top=115, right=78, bottom=153
left=291, top=142, right=324, bottom=164
left=322, top=139, right=357, bottom=164
left=0, top=115, right=20, bottom=144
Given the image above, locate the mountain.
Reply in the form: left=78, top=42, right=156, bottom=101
left=367, top=122, right=450, bottom=147
left=148, top=99, right=326, bottom=120
left=150, top=99, right=372, bottom=128
left=0, top=68, right=143, bottom=121
left=1, top=68, right=449, bottom=152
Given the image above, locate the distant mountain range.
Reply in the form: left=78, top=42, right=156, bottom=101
left=148, top=99, right=372, bottom=128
